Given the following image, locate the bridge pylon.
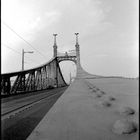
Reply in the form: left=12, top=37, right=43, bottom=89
left=53, top=34, right=58, bottom=57
left=75, top=33, right=80, bottom=66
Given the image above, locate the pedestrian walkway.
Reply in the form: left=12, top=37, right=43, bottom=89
left=27, top=66, right=138, bottom=140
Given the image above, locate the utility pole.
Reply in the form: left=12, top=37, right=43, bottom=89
left=22, top=49, right=24, bottom=71
left=69, top=72, right=72, bottom=85
left=22, top=49, right=34, bottom=71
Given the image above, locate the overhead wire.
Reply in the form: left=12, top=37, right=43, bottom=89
left=2, top=21, right=47, bottom=59
left=2, top=43, right=21, bottom=55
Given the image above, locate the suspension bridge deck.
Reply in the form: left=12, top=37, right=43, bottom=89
left=27, top=72, right=138, bottom=140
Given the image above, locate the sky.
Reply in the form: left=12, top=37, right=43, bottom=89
left=1, top=0, right=139, bottom=82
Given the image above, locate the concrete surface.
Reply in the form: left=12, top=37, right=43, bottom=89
left=27, top=65, right=138, bottom=140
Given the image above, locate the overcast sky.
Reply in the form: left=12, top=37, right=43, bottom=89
left=1, top=0, right=139, bottom=82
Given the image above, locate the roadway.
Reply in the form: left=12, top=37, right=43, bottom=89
left=27, top=77, right=138, bottom=140
left=1, top=86, right=68, bottom=140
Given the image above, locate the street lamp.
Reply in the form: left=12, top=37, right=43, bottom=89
left=22, top=49, right=34, bottom=71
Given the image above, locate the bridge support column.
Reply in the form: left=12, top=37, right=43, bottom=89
left=53, top=34, right=58, bottom=57
left=75, top=33, right=81, bottom=67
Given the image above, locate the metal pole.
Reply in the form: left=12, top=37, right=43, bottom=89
left=22, top=49, right=24, bottom=71
left=70, top=72, right=71, bottom=84
left=22, top=50, right=34, bottom=71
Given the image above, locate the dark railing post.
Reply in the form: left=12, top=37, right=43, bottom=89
left=2, top=77, right=11, bottom=95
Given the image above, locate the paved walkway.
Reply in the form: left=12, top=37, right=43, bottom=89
left=27, top=66, right=138, bottom=140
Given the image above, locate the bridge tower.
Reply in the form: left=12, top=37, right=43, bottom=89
left=53, top=34, right=58, bottom=57
left=75, top=33, right=80, bottom=65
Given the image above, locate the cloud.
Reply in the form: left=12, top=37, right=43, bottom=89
left=21, top=0, right=112, bottom=56
left=2, top=0, right=110, bottom=45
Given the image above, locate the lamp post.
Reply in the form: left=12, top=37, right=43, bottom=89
left=22, top=49, right=34, bottom=71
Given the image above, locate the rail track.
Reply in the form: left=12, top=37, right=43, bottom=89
left=1, top=87, right=67, bottom=121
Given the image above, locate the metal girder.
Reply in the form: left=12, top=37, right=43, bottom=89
left=35, top=69, right=42, bottom=90
left=1, top=57, right=67, bottom=96
left=25, top=71, right=35, bottom=91
left=42, top=66, right=47, bottom=89
left=11, top=74, right=25, bottom=94
left=57, top=56, right=77, bottom=64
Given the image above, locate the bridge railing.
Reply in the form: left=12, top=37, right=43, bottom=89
left=1, top=58, right=67, bottom=97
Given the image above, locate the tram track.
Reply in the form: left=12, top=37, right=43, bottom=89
left=1, top=87, right=68, bottom=121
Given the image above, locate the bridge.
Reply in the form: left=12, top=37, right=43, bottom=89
left=1, top=33, right=138, bottom=140
left=1, top=33, right=96, bottom=97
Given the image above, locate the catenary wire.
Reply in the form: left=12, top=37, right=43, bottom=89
left=2, top=21, right=47, bottom=59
